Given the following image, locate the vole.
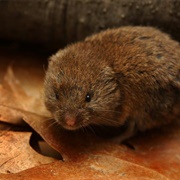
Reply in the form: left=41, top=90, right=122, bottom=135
left=44, top=26, right=180, bottom=141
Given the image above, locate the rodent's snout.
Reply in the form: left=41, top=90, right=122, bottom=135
left=64, top=114, right=76, bottom=127
left=59, top=111, right=87, bottom=130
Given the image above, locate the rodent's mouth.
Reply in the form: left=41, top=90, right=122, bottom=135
left=54, top=114, right=88, bottom=131
left=62, top=124, right=80, bottom=131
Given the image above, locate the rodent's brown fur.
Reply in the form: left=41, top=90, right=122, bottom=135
left=44, top=26, right=180, bottom=140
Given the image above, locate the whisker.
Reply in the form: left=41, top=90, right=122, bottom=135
left=80, top=124, right=86, bottom=133
left=87, top=125, right=96, bottom=135
left=41, top=116, right=55, bottom=123
left=95, top=109, right=122, bottom=114
left=91, top=114, right=121, bottom=125
left=45, top=119, right=59, bottom=130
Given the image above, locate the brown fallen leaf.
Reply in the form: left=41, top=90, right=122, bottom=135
left=0, top=66, right=50, bottom=125
left=0, top=130, right=56, bottom=174
left=0, top=120, right=171, bottom=180
left=0, top=157, right=169, bottom=180
left=19, top=115, right=180, bottom=180
left=0, top=103, right=179, bottom=179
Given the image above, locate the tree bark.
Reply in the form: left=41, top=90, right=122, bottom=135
left=0, top=0, right=180, bottom=51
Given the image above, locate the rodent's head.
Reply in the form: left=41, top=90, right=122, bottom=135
left=44, top=42, right=121, bottom=130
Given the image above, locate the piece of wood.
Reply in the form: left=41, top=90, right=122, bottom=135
left=0, top=0, right=180, bottom=51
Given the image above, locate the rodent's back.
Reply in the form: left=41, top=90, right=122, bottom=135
left=86, top=26, right=180, bottom=130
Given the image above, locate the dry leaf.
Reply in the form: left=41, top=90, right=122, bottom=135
left=0, top=67, right=50, bottom=125
left=0, top=130, right=56, bottom=174
left=0, top=102, right=179, bottom=179
left=0, top=158, right=169, bottom=180
left=22, top=116, right=180, bottom=180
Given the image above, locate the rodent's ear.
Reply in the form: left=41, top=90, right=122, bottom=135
left=101, top=66, right=115, bottom=80
left=48, top=50, right=64, bottom=63
left=47, top=54, right=56, bottom=64
left=48, top=56, right=53, bottom=62
left=48, top=54, right=58, bottom=62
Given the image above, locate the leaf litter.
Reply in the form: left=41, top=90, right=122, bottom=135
left=0, top=47, right=179, bottom=179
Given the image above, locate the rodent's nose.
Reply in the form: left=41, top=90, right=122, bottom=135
left=65, top=115, right=76, bottom=126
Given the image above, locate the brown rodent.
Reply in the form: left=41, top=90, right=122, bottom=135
left=44, top=26, right=180, bottom=141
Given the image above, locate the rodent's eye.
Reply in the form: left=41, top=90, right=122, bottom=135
left=85, top=92, right=92, bottom=102
left=55, top=93, right=59, bottom=100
